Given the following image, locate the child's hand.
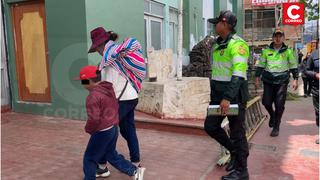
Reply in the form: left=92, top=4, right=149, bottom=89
left=119, top=51, right=127, bottom=58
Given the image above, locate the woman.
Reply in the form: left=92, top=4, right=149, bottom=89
left=88, top=27, right=146, bottom=177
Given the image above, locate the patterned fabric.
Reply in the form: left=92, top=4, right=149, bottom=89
left=99, top=38, right=146, bottom=93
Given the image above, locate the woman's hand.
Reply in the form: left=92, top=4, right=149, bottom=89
left=292, top=79, right=298, bottom=90
left=220, top=99, right=230, bottom=116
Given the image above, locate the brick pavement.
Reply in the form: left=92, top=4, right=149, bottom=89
left=1, top=113, right=219, bottom=180
left=206, top=97, right=319, bottom=180
left=1, top=97, right=319, bottom=180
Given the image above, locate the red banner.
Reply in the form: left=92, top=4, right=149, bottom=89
left=251, top=0, right=299, bottom=7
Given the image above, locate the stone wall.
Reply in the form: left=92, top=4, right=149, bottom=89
left=147, top=49, right=175, bottom=81
left=137, top=77, right=210, bottom=119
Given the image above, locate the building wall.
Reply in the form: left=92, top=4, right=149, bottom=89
left=182, top=0, right=204, bottom=52
left=202, top=0, right=214, bottom=36
left=3, top=0, right=245, bottom=119
left=218, top=0, right=244, bottom=36
left=85, top=0, right=144, bottom=65
left=1, top=2, right=11, bottom=107
left=203, top=0, right=244, bottom=37
left=160, top=0, right=179, bottom=49
left=233, top=0, right=244, bottom=36
left=243, top=0, right=302, bottom=48
left=3, top=0, right=89, bottom=119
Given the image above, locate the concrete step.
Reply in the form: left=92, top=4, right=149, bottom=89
left=135, top=110, right=206, bottom=136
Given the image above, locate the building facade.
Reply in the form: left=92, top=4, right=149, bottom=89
left=243, top=0, right=302, bottom=50
left=2, top=0, right=243, bottom=119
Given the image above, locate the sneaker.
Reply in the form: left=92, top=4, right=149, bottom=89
left=96, top=166, right=110, bottom=178
left=133, top=161, right=141, bottom=167
left=133, top=167, right=146, bottom=180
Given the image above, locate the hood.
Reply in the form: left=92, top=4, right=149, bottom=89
left=92, top=81, right=114, bottom=97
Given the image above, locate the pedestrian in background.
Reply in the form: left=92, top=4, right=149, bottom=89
left=299, top=53, right=312, bottom=97
left=297, top=48, right=304, bottom=64
left=255, top=29, right=299, bottom=137
left=303, top=44, right=319, bottom=144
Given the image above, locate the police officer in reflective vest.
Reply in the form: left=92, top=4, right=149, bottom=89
left=255, top=29, right=299, bottom=137
left=205, top=11, right=250, bottom=180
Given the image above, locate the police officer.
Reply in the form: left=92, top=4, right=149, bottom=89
left=205, top=11, right=250, bottom=180
left=304, top=43, right=319, bottom=144
left=255, top=29, right=299, bottom=137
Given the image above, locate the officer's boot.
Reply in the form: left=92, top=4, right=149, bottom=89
left=221, top=168, right=249, bottom=180
left=270, top=117, right=280, bottom=137
left=225, top=151, right=237, bottom=171
left=268, top=112, right=275, bottom=128
left=222, top=150, right=249, bottom=180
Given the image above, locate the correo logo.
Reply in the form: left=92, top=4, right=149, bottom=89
left=283, top=3, right=304, bottom=26
left=287, top=5, right=300, bottom=20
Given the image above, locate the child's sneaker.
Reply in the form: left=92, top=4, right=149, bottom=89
left=133, top=167, right=146, bottom=180
left=133, top=161, right=141, bottom=167
left=96, top=166, right=110, bottom=178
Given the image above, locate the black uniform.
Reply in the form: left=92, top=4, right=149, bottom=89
left=255, top=42, right=299, bottom=136
left=205, top=10, right=250, bottom=180
left=304, top=49, right=319, bottom=126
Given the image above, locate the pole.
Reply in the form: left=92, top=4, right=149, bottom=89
left=177, top=0, right=183, bottom=81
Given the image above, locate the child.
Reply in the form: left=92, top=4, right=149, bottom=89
left=76, top=65, right=145, bottom=180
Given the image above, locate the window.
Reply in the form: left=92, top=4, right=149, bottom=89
left=144, top=0, right=164, bottom=51
left=144, top=0, right=164, bottom=17
left=144, top=16, right=163, bottom=50
left=245, top=10, right=252, bottom=29
left=169, top=8, right=178, bottom=53
left=151, top=20, right=162, bottom=50
left=254, top=9, right=275, bottom=28
left=207, top=21, right=213, bottom=35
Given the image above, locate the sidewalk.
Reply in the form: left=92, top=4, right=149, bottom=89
left=1, top=112, right=219, bottom=180
left=205, top=97, right=319, bottom=180
left=1, top=97, right=319, bottom=180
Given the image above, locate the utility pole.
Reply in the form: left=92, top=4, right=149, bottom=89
left=177, top=0, right=183, bottom=81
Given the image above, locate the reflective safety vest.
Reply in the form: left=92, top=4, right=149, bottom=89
left=257, top=46, right=297, bottom=73
left=211, top=35, right=249, bottom=81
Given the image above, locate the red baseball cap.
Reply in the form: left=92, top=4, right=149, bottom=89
left=74, top=65, right=98, bottom=80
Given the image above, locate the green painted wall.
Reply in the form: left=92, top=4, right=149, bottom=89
left=183, top=0, right=190, bottom=52
left=3, top=0, right=245, bottom=119
left=214, top=0, right=220, bottom=17
left=161, top=0, right=179, bottom=49
left=212, top=0, right=243, bottom=36
left=85, top=0, right=144, bottom=65
left=233, top=0, right=243, bottom=36
left=3, top=0, right=88, bottom=119
left=183, top=0, right=204, bottom=52
left=3, top=0, right=145, bottom=120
